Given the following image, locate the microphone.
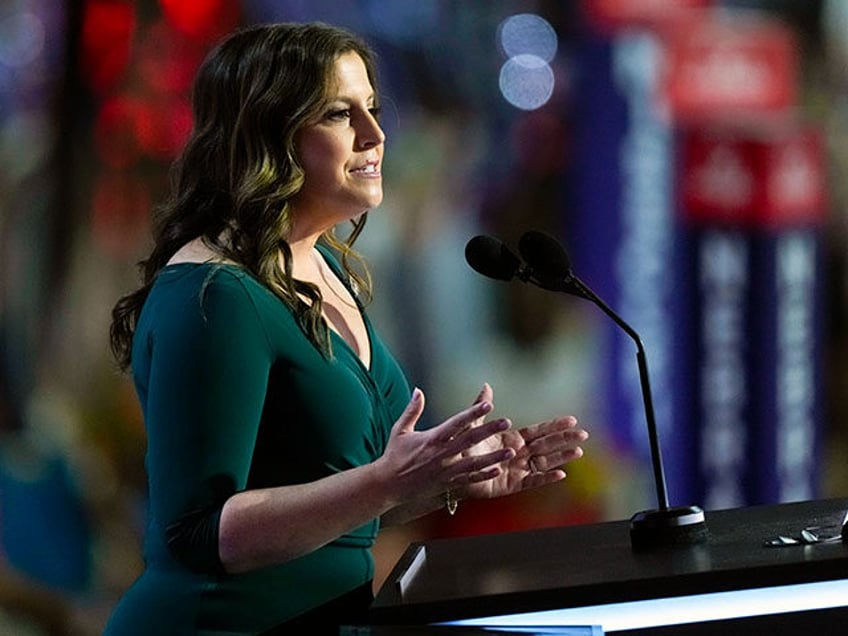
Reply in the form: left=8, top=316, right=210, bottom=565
left=464, top=235, right=525, bottom=282
left=517, top=231, right=593, bottom=298
left=465, top=234, right=580, bottom=293
left=466, top=230, right=708, bottom=550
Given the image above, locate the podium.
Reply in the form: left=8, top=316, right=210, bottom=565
left=369, top=498, right=848, bottom=634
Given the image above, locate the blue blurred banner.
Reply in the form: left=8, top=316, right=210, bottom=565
left=571, top=30, right=689, bottom=509
left=747, top=229, right=824, bottom=503
left=572, top=6, right=826, bottom=510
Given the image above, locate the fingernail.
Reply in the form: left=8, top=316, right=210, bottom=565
left=411, top=387, right=423, bottom=402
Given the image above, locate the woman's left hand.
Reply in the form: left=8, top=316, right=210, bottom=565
left=456, top=384, right=588, bottom=501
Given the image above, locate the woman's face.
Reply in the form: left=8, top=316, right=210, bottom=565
left=291, top=51, right=385, bottom=234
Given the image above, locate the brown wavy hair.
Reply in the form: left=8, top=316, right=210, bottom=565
left=110, top=22, right=378, bottom=370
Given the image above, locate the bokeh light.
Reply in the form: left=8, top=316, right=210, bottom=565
left=159, top=0, right=240, bottom=42
left=137, top=20, right=206, bottom=94
left=497, top=14, right=557, bottom=111
left=79, top=0, right=136, bottom=95
left=0, top=11, right=45, bottom=69
left=0, top=110, right=52, bottom=180
left=499, top=53, right=555, bottom=111
left=498, top=12, right=558, bottom=62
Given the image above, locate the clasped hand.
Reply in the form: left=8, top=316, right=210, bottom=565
left=380, top=383, right=588, bottom=507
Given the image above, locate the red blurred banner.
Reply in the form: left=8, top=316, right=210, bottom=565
left=660, top=12, right=799, bottom=123
left=681, top=125, right=827, bottom=227
left=582, top=0, right=712, bottom=32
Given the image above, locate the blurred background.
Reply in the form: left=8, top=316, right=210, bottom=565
left=1, top=0, right=846, bottom=633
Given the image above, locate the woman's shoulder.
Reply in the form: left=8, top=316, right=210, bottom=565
left=137, top=263, right=297, bottom=357
left=153, top=261, right=248, bottom=293
left=150, top=262, right=280, bottom=315
left=154, top=239, right=272, bottom=300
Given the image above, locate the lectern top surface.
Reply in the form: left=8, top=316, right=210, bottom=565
left=371, top=498, right=848, bottom=625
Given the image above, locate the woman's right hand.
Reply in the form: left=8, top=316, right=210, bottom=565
left=377, top=387, right=516, bottom=507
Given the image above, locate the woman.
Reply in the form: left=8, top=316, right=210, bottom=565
left=105, top=22, right=588, bottom=635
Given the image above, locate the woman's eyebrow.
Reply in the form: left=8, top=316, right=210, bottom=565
left=328, top=92, right=377, bottom=105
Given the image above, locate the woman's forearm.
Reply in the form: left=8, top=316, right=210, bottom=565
left=218, top=460, right=397, bottom=573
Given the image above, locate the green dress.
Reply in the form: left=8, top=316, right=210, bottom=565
left=104, top=251, right=410, bottom=635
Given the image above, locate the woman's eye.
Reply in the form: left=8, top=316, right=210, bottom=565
left=369, top=106, right=382, bottom=120
left=326, top=109, right=351, bottom=121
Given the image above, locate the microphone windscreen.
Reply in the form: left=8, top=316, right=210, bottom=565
left=518, top=230, right=573, bottom=280
left=465, top=235, right=520, bottom=282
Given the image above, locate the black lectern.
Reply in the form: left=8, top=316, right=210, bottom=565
left=370, top=498, right=848, bottom=634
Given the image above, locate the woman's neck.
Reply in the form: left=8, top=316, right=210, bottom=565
left=285, top=229, right=324, bottom=278
left=166, top=237, right=225, bottom=265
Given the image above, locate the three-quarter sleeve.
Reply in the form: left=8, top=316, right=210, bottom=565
left=137, top=270, right=273, bottom=574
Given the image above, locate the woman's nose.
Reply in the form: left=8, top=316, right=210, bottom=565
left=356, top=113, right=385, bottom=149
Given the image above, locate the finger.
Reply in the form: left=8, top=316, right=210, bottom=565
left=446, top=417, right=512, bottom=455
left=432, top=400, right=495, bottom=443
left=523, top=419, right=588, bottom=451
left=545, top=446, right=585, bottom=465
left=446, top=447, right=515, bottom=477
left=450, top=465, right=502, bottom=486
left=528, top=446, right=585, bottom=475
left=520, top=416, right=580, bottom=443
left=446, top=452, right=517, bottom=488
left=472, top=383, right=494, bottom=406
left=391, top=387, right=426, bottom=435
left=526, top=428, right=589, bottom=457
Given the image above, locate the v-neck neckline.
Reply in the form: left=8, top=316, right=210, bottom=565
left=314, top=246, right=373, bottom=373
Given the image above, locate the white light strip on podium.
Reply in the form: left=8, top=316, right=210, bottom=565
left=443, top=578, right=848, bottom=632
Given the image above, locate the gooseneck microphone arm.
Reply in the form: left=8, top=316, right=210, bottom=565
left=565, top=276, right=670, bottom=512
left=466, top=230, right=707, bottom=550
